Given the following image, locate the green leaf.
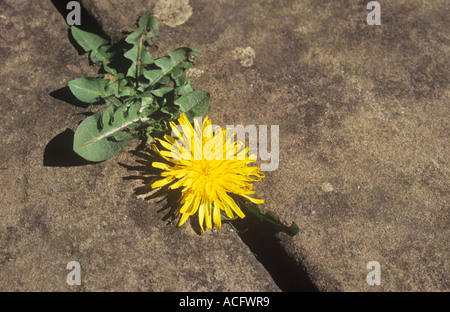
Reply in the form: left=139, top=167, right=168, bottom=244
left=170, top=66, right=183, bottom=79
left=174, top=90, right=210, bottom=118
left=90, top=44, right=114, bottom=63
left=174, top=76, right=193, bottom=96
left=102, top=104, right=115, bottom=127
left=124, top=13, right=159, bottom=78
left=141, top=50, right=155, bottom=65
left=127, top=101, right=141, bottom=120
left=138, top=96, right=159, bottom=117
left=151, top=87, right=173, bottom=97
left=124, top=46, right=154, bottom=77
left=147, top=15, right=160, bottom=38
left=175, top=84, right=193, bottom=96
left=66, top=12, right=209, bottom=162
left=73, top=111, right=127, bottom=161
left=105, top=80, right=120, bottom=96
left=143, top=48, right=200, bottom=90
left=119, top=86, right=138, bottom=97
left=71, top=26, right=116, bottom=74
left=71, top=26, right=109, bottom=51
left=114, top=131, right=137, bottom=142
left=73, top=101, right=144, bottom=161
left=143, top=69, right=171, bottom=86
left=125, top=13, right=159, bottom=44
left=140, top=95, right=154, bottom=106
left=68, top=78, right=109, bottom=103
left=104, top=96, right=122, bottom=108
left=145, top=122, right=167, bottom=144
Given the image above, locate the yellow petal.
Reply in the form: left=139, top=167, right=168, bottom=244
left=163, top=134, right=176, bottom=143
left=228, top=200, right=245, bottom=219
left=241, top=194, right=264, bottom=204
left=151, top=176, right=174, bottom=189
left=205, top=200, right=212, bottom=229
left=222, top=201, right=234, bottom=219
left=219, top=190, right=245, bottom=219
left=155, top=138, right=175, bottom=152
left=189, top=195, right=201, bottom=216
left=169, top=178, right=185, bottom=190
left=178, top=213, right=190, bottom=227
left=213, top=203, right=221, bottom=230
left=152, top=162, right=171, bottom=170
left=178, top=113, right=189, bottom=125
left=198, top=202, right=205, bottom=233
left=179, top=195, right=195, bottom=214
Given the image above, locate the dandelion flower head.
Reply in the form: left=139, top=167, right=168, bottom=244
left=151, top=113, right=264, bottom=233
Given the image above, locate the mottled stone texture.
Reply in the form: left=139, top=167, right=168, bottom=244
left=0, top=0, right=279, bottom=292
left=0, top=0, right=448, bottom=291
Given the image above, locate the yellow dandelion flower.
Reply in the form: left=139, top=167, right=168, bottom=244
left=151, top=113, right=264, bottom=233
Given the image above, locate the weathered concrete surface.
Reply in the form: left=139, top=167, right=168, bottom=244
left=79, top=0, right=449, bottom=291
left=1, top=0, right=448, bottom=292
left=0, top=0, right=280, bottom=291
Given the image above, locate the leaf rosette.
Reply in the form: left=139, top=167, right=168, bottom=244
left=67, top=13, right=209, bottom=162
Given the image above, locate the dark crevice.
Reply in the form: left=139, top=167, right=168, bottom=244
left=236, top=226, right=317, bottom=292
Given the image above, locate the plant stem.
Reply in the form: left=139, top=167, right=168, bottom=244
left=136, top=34, right=145, bottom=88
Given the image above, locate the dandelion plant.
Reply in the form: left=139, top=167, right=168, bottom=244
left=64, top=12, right=298, bottom=236
left=68, top=12, right=209, bottom=162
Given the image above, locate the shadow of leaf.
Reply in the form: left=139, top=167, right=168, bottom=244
left=49, top=86, right=90, bottom=108
left=43, top=128, right=96, bottom=167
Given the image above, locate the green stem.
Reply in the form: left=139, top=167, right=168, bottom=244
left=136, top=34, right=145, bottom=87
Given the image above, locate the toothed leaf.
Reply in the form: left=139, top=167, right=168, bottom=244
left=73, top=101, right=145, bottom=161
left=174, top=90, right=210, bottom=119
left=71, top=26, right=116, bottom=74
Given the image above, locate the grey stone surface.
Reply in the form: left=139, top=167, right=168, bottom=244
left=0, top=0, right=448, bottom=292
left=81, top=0, right=449, bottom=292
left=0, top=0, right=279, bottom=291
